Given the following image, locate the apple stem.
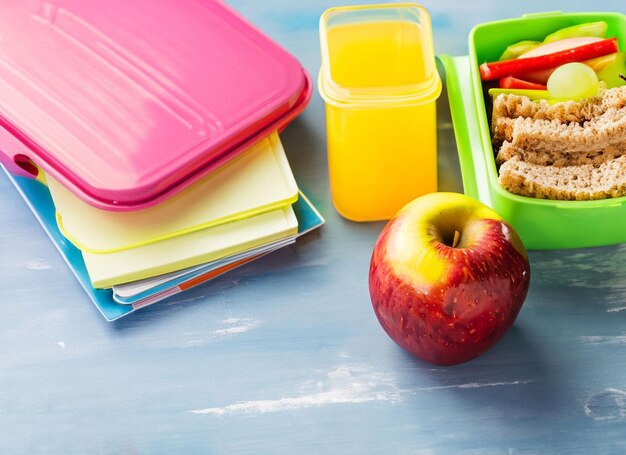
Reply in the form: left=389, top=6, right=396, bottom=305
left=452, top=230, right=461, bottom=248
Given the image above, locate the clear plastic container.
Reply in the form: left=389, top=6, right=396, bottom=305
left=318, top=3, right=442, bottom=221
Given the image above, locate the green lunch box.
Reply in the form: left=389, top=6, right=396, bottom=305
left=441, top=11, right=626, bottom=250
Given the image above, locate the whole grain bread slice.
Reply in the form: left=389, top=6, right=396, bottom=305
left=493, top=106, right=626, bottom=155
left=496, top=143, right=626, bottom=166
left=492, top=86, right=626, bottom=144
left=498, top=155, right=626, bottom=201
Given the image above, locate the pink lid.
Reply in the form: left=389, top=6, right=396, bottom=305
left=0, top=0, right=311, bottom=210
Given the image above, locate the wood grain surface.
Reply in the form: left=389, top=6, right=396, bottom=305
left=1, top=1, right=625, bottom=453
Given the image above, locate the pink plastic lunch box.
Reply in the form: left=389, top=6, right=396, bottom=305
left=0, top=0, right=311, bottom=211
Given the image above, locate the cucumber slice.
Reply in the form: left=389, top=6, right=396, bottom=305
left=499, top=40, right=541, bottom=61
left=543, top=21, right=608, bottom=43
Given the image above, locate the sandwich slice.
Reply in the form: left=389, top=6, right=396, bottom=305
left=491, top=86, right=626, bottom=200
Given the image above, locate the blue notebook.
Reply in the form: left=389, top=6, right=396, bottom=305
left=3, top=167, right=324, bottom=321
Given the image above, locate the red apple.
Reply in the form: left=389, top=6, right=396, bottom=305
left=368, top=192, right=530, bottom=365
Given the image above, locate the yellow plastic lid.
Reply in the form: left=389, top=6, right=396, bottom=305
left=47, top=133, right=298, bottom=254
left=318, top=3, right=441, bottom=107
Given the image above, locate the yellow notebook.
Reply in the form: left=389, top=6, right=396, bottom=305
left=48, top=133, right=298, bottom=254
left=82, top=206, right=298, bottom=288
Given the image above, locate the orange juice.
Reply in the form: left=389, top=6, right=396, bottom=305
left=327, top=21, right=430, bottom=89
left=319, top=5, right=441, bottom=221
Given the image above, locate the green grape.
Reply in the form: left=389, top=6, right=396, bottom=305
left=547, top=62, right=599, bottom=101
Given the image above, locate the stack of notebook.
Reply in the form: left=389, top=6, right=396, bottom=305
left=4, top=133, right=323, bottom=321
left=0, top=1, right=322, bottom=320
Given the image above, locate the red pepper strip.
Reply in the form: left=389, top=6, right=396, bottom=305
left=480, top=37, right=619, bottom=81
left=499, top=76, right=547, bottom=90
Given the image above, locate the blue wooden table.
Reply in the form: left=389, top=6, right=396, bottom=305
left=1, top=1, right=626, bottom=453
